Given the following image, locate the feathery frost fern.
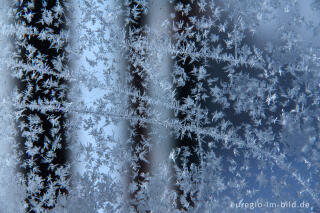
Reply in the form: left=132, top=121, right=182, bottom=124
left=0, top=0, right=320, bottom=212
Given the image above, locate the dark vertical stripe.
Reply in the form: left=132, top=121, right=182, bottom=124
left=14, top=0, right=69, bottom=211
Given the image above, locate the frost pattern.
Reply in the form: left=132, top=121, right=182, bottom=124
left=0, top=0, right=320, bottom=212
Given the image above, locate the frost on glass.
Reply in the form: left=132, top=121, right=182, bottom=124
left=0, top=0, right=320, bottom=212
